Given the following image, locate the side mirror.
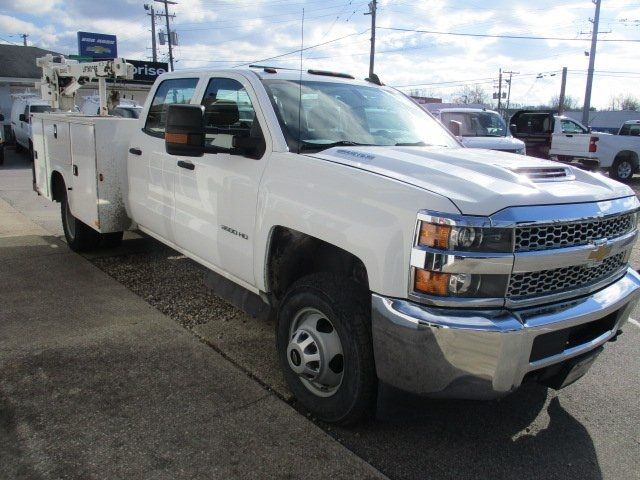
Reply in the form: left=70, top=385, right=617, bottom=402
left=448, top=120, right=462, bottom=137
left=509, top=123, right=517, bottom=135
left=165, top=104, right=205, bottom=157
left=19, top=114, right=26, bottom=123
left=0, top=113, right=4, bottom=122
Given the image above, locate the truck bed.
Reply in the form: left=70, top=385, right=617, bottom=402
left=32, top=113, right=137, bottom=233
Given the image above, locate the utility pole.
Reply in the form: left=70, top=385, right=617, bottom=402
left=582, top=0, right=601, bottom=125
left=20, top=33, right=28, bottom=46
left=144, top=4, right=158, bottom=62
left=155, top=0, right=177, bottom=71
left=558, top=66, right=568, bottom=114
left=497, top=68, right=503, bottom=111
left=364, top=0, right=377, bottom=78
left=503, top=70, right=518, bottom=111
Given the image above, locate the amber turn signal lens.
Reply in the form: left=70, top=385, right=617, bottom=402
left=414, top=269, right=450, bottom=296
left=419, top=222, right=451, bottom=249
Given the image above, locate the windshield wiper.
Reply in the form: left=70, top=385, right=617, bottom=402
left=299, top=140, right=375, bottom=152
left=394, top=141, right=429, bottom=146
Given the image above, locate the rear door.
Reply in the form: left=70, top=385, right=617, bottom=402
left=127, top=77, right=200, bottom=244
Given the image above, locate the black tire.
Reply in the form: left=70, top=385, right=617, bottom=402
left=101, top=231, right=124, bottom=248
left=277, top=273, right=377, bottom=425
left=610, top=157, right=636, bottom=182
left=61, top=192, right=101, bottom=252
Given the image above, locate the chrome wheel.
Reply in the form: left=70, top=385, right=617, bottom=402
left=287, top=307, right=344, bottom=397
left=617, top=160, right=633, bottom=180
left=64, top=199, right=76, bottom=241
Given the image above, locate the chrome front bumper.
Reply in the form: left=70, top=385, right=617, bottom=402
left=371, top=268, right=640, bottom=399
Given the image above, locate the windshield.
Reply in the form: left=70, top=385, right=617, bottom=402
left=261, top=79, right=458, bottom=151
left=30, top=105, right=51, bottom=114
left=440, top=111, right=507, bottom=137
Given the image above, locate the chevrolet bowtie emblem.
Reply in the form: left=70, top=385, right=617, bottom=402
left=588, top=243, right=611, bottom=262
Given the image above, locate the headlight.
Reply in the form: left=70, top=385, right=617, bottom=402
left=417, top=220, right=512, bottom=252
left=411, top=212, right=513, bottom=299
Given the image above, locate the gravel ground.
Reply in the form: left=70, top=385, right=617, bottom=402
left=92, top=246, right=245, bottom=330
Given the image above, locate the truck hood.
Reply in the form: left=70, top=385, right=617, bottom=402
left=461, top=136, right=525, bottom=152
left=308, top=146, right=634, bottom=216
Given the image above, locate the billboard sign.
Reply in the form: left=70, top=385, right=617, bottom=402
left=77, top=32, right=118, bottom=59
left=127, top=60, right=169, bottom=84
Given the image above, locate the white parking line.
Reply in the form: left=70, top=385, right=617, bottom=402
left=629, top=318, right=640, bottom=328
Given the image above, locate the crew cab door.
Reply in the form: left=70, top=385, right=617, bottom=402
left=127, top=77, right=200, bottom=244
left=173, top=74, right=269, bottom=287
left=509, top=110, right=554, bottom=158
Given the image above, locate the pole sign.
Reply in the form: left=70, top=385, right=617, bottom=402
left=126, top=60, right=169, bottom=84
left=77, top=32, right=118, bottom=59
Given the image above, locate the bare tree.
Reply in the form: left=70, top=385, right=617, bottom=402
left=452, top=84, right=490, bottom=105
left=549, top=94, right=580, bottom=111
left=610, top=94, right=640, bottom=111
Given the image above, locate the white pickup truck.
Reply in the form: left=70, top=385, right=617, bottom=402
left=590, top=120, right=640, bottom=182
left=32, top=67, right=640, bottom=424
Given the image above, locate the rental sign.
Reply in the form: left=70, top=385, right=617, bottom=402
left=77, top=32, right=118, bottom=59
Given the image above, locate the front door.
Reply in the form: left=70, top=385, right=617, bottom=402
left=173, top=74, right=269, bottom=287
left=127, top=77, right=200, bottom=244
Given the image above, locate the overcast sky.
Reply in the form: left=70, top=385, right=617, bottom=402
left=0, top=0, right=638, bottom=109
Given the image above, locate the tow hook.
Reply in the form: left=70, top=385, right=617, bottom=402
left=608, top=329, right=623, bottom=342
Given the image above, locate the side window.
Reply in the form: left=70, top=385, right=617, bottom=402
left=561, top=119, right=587, bottom=134
left=201, top=77, right=265, bottom=158
left=144, top=78, right=198, bottom=137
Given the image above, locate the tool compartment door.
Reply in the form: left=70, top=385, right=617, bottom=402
left=69, top=122, right=99, bottom=229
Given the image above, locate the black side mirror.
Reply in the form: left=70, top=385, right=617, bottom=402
left=232, top=135, right=265, bottom=159
left=509, top=123, right=517, bottom=135
left=448, top=120, right=462, bottom=137
left=19, top=114, right=26, bottom=123
left=0, top=113, right=4, bottom=122
left=165, top=104, right=205, bottom=157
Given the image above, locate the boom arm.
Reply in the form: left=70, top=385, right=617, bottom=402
left=36, top=54, right=135, bottom=116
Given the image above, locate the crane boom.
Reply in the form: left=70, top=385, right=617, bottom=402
left=36, top=54, right=135, bottom=116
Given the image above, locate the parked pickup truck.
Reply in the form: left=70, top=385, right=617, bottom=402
left=589, top=120, right=640, bottom=182
left=509, top=110, right=599, bottom=168
left=32, top=67, right=640, bottom=424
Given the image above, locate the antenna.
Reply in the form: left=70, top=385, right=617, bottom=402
left=297, top=8, right=304, bottom=154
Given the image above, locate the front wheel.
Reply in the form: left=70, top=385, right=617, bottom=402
left=610, top=158, right=635, bottom=182
left=61, top=192, right=101, bottom=252
left=277, top=273, right=377, bottom=425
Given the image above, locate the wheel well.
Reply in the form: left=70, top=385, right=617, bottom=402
left=614, top=150, right=639, bottom=170
left=266, top=227, right=369, bottom=302
left=51, top=171, right=66, bottom=202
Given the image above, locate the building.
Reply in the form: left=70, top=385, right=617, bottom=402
left=0, top=44, right=159, bottom=138
left=563, top=110, right=640, bottom=134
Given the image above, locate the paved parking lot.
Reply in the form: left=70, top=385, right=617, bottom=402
left=2, top=148, right=639, bottom=479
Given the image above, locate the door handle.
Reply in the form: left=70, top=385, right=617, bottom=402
left=129, top=147, right=142, bottom=155
left=565, top=134, right=573, bottom=137
left=177, top=160, right=195, bottom=170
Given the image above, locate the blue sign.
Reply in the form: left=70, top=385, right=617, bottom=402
left=77, top=32, right=118, bottom=59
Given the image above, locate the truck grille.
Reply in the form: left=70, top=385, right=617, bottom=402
left=515, top=213, right=635, bottom=252
left=507, top=252, right=626, bottom=299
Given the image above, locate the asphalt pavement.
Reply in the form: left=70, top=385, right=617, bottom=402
left=2, top=147, right=640, bottom=480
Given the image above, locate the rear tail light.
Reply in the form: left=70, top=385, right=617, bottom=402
left=589, top=136, right=599, bottom=153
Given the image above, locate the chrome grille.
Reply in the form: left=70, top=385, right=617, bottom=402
left=507, top=252, right=626, bottom=298
left=515, top=213, right=635, bottom=252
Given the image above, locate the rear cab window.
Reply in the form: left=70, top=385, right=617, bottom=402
left=143, top=78, right=199, bottom=137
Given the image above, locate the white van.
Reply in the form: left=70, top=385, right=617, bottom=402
left=11, top=94, right=51, bottom=158
left=433, top=108, right=526, bottom=154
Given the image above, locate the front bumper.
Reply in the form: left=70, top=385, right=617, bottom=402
left=372, top=268, right=640, bottom=399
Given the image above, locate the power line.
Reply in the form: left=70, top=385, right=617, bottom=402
left=378, top=26, right=640, bottom=42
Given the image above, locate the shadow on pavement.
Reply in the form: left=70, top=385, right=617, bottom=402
left=329, top=384, right=602, bottom=480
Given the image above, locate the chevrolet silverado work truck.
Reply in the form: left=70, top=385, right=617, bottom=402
left=32, top=67, right=640, bottom=424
